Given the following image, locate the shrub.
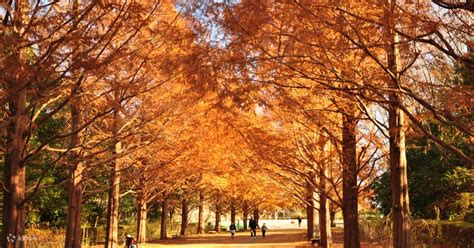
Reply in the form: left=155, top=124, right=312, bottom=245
left=412, top=220, right=443, bottom=245
left=464, top=209, right=474, bottom=223
left=412, top=220, right=474, bottom=247
left=24, top=228, right=65, bottom=248
left=359, top=218, right=474, bottom=247
left=359, top=217, right=391, bottom=245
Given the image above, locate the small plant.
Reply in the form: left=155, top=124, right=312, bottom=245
left=23, top=228, right=65, bottom=248
left=359, top=216, right=391, bottom=245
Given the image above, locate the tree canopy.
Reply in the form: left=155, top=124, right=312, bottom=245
left=0, top=1, right=472, bottom=248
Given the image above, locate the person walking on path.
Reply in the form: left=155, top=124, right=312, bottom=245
left=261, top=223, right=268, bottom=239
left=249, top=217, right=257, bottom=239
left=297, top=216, right=302, bottom=228
left=229, top=222, right=237, bottom=239
left=125, top=234, right=137, bottom=248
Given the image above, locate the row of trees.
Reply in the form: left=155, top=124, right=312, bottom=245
left=0, top=1, right=210, bottom=247
left=1, top=1, right=472, bottom=248
left=0, top=2, right=287, bottom=245
left=125, top=104, right=293, bottom=242
left=182, top=1, right=473, bottom=247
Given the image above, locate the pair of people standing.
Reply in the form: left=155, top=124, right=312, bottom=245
left=228, top=218, right=268, bottom=239
left=249, top=218, right=268, bottom=239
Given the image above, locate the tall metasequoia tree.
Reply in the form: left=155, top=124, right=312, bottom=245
left=160, top=193, right=169, bottom=240
left=3, top=56, right=28, bottom=248
left=180, top=197, right=189, bottom=236
left=318, top=139, right=333, bottom=248
left=64, top=1, right=84, bottom=247
left=306, top=177, right=315, bottom=239
left=230, top=201, right=237, bottom=224
left=65, top=91, right=85, bottom=248
left=136, top=165, right=148, bottom=243
left=2, top=1, right=29, bottom=247
left=384, top=1, right=410, bottom=246
left=215, top=198, right=222, bottom=232
left=318, top=188, right=332, bottom=248
left=342, top=109, right=360, bottom=248
left=105, top=89, right=123, bottom=248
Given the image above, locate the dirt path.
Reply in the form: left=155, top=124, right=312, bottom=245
left=95, top=228, right=382, bottom=247
left=137, top=229, right=311, bottom=248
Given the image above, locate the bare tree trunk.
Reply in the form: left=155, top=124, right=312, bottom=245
left=342, top=110, right=360, bottom=248
left=136, top=199, right=147, bottom=243
left=65, top=167, right=83, bottom=248
left=314, top=188, right=320, bottom=235
left=385, top=2, right=411, bottom=246
left=388, top=52, right=411, bottom=248
left=65, top=3, right=83, bottom=244
left=319, top=193, right=333, bottom=247
left=319, top=171, right=332, bottom=247
left=2, top=2, right=28, bottom=247
left=318, top=140, right=333, bottom=247
left=197, top=191, right=204, bottom=234
left=243, top=202, right=248, bottom=230
left=65, top=99, right=84, bottom=248
left=3, top=90, right=28, bottom=248
left=160, top=194, right=168, bottom=240
left=180, top=198, right=188, bottom=236
left=136, top=173, right=147, bottom=244
left=106, top=91, right=122, bottom=248
left=230, top=201, right=236, bottom=224
left=306, top=180, right=315, bottom=240
left=215, top=201, right=221, bottom=232
left=105, top=150, right=121, bottom=248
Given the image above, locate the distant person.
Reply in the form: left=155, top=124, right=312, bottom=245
left=125, top=234, right=137, bottom=248
left=297, top=216, right=302, bottom=227
left=229, top=222, right=236, bottom=239
left=261, top=223, right=268, bottom=239
left=249, top=217, right=257, bottom=239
